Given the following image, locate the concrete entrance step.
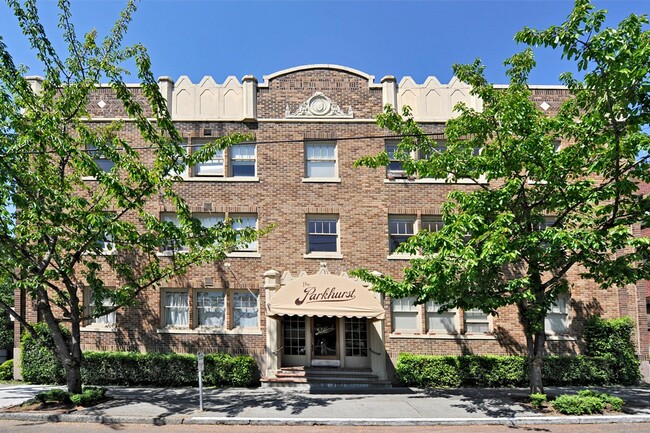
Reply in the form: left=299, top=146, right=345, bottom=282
left=261, top=367, right=392, bottom=390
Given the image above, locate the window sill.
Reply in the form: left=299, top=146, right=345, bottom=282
left=303, top=252, right=343, bottom=259
left=389, top=332, right=496, bottom=340
left=227, top=252, right=261, bottom=258
left=157, top=327, right=262, bottom=336
left=181, top=177, right=260, bottom=183
left=387, top=254, right=414, bottom=260
left=301, top=177, right=342, bottom=183
left=81, top=325, right=117, bottom=333
left=156, top=250, right=190, bottom=257
left=384, top=177, right=488, bottom=185
left=545, top=334, right=575, bottom=341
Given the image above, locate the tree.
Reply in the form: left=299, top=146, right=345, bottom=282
left=0, top=0, right=257, bottom=393
left=353, top=0, right=650, bottom=393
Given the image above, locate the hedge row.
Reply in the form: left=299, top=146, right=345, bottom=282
left=21, top=323, right=256, bottom=387
left=396, top=354, right=634, bottom=388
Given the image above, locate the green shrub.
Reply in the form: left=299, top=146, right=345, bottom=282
left=34, top=388, right=70, bottom=404
left=530, top=393, right=547, bottom=409
left=552, top=394, right=605, bottom=415
left=69, top=386, right=107, bottom=406
left=79, top=351, right=256, bottom=387
left=577, top=390, right=624, bottom=411
left=21, top=323, right=68, bottom=385
left=0, top=359, right=13, bottom=380
left=584, top=316, right=640, bottom=385
left=396, top=353, right=633, bottom=388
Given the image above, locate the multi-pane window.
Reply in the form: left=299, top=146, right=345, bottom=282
left=160, top=213, right=188, bottom=253
left=231, top=214, right=258, bottom=252
left=233, top=291, right=259, bottom=328
left=305, top=142, right=337, bottom=178
left=425, top=301, right=457, bottom=333
left=388, top=216, right=416, bottom=254
left=169, top=141, right=188, bottom=178
left=87, top=289, right=116, bottom=326
left=464, top=309, right=490, bottom=333
left=345, top=318, right=368, bottom=357
left=545, top=295, right=569, bottom=334
left=307, top=216, right=339, bottom=253
left=421, top=216, right=444, bottom=233
left=283, top=316, right=307, bottom=356
left=193, top=139, right=225, bottom=176
left=230, top=144, right=256, bottom=177
left=163, top=290, right=189, bottom=327
left=196, top=290, right=225, bottom=328
left=391, top=297, right=419, bottom=331
left=87, top=142, right=114, bottom=173
left=386, top=141, right=406, bottom=177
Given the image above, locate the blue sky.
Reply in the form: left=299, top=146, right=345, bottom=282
left=0, top=0, right=647, bottom=86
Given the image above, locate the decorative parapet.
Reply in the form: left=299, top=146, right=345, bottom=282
left=397, top=76, right=483, bottom=122
left=170, top=75, right=255, bottom=121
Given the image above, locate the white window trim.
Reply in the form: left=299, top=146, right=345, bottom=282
left=161, top=289, right=190, bottom=329
left=304, top=141, right=338, bottom=180
left=425, top=301, right=459, bottom=335
left=231, top=290, right=260, bottom=330
left=545, top=294, right=571, bottom=336
left=463, top=309, right=492, bottom=334
left=390, top=297, right=421, bottom=334
left=230, top=213, right=259, bottom=253
left=195, top=289, right=227, bottom=329
left=229, top=143, right=257, bottom=178
left=388, top=215, right=417, bottom=258
left=82, top=287, right=117, bottom=330
left=306, top=214, right=341, bottom=256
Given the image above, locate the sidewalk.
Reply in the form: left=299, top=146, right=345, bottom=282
left=1, top=384, right=650, bottom=426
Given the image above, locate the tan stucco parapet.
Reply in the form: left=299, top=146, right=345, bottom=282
left=258, top=64, right=381, bottom=89
left=381, top=75, right=397, bottom=109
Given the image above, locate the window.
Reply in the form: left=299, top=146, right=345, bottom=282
left=160, top=213, right=188, bottom=253
left=386, top=141, right=407, bottom=178
left=426, top=301, right=457, bottom=333
left=169, top=141, right=188, bottom=178
left=545, top=295, right=569, bottom=334
left=231, top=214, right=258, bottom=252
left=86, top=289, right=116, bottom=327
left=305, top=142, right=337, bottom=178
left=196, top=290, right=225, bottom=328
left=307, top=215, right=339, bottom=253
left=230, top=143, right=256, bottom=177
left=163, top=290, right=189, bottom=327
left=283, top=316, right=307, bottom=356
left=391, top=297, right=419, bottom=332
left=464, top=309, right=490, bottom=333
left=421, top=216, right=444, bottom=233
left=193, top=139, right=224, bottom=176
left=345, top=318, right=368, bottom=357
left=388, top=216, right=415, bottom=254
left=87, top=142, right=114, bottom=173
left=232, top=291, right=259, bottom=328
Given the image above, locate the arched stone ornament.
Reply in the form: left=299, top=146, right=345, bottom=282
left=285, top=92, right=354, bottom=119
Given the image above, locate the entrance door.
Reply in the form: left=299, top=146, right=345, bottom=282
left=312, top=316, right=339, bottom=366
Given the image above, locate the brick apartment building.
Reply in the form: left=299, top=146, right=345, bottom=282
left=15, top=65, right=649, bottom=383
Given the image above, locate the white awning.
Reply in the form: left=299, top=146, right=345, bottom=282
left=267, top=274, right=385, bottom=320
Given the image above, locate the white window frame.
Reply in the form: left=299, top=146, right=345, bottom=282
left=391, top=297, right=420, bottom=333
left=545, top=295, right=570, bottom=335
left=305, top=215, right=341, bottom=258
left=388, top=215, right=416, bottom=256
left=304, top=142, right=338, bottom=180
left=87, top=142, right=115, bottom=173
left=162, top=289, right=190, bottom=328
left=84, top=288, right=116, bottom=328
left=232, top=291, right=259, bottom=329
left=195, top=290, right=226, bottom=328
left=160, top=213, right=189, bottom=254
left=229, top=143, right=257, bottom=177
left=425, top=301, right=458, bottom=334
left=230, top=213, right=258, bottom=253
left=169, top=140, right=189, bottom=178
left=193, top=138, right=225, bottom=177
left=385, top=140, right=412, bottom=179
left=463, top=309, right=491, bottom=334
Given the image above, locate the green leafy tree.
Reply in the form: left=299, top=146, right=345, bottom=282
left=354, top=0, right=649, bottom=393
left=0, top=0, right=258, bottom=393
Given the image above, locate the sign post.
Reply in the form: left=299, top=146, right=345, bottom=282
left=197, top=351, right=204, bottom=411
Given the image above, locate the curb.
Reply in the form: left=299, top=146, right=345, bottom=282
left=2, top=412, right=650, bottom=426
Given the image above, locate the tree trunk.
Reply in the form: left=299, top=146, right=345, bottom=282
left=528, top=330, right=546, bottom=394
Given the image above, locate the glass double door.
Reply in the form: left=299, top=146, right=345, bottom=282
left=282, top=316, right=369, bottom=368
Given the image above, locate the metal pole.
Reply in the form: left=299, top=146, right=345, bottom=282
left=198, top=370, right=203, bottom=412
